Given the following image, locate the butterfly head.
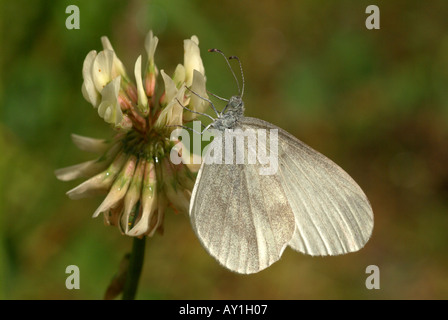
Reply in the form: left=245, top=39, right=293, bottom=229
left=208, top=49, right=246, bottom=130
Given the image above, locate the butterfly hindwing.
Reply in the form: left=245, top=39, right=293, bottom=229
left=240, top=117, right=374, bottom=256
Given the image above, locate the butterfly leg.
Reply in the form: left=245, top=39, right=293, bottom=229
left=199, top=123, right=213, bottom=135
left=185, top=86, right=221, bottom=117
left=175, top=98, right=216, bottom=122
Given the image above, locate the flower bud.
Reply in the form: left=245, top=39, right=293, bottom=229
left=134, top=55, right=149, bottom=116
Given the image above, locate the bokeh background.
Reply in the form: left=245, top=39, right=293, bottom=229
left=1, top=0, right=448, bottom=299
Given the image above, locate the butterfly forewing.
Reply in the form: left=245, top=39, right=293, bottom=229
left=189, top=135, right=296, bottom=274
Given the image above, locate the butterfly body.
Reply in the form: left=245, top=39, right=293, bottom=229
left=211, top=95, right=245, bottom=131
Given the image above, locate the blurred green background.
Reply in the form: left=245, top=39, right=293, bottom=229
left=1, top=0, right=448, bottom=299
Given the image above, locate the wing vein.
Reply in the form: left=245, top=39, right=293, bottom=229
left=286, top=150, right=351, bottom=252
left=216, top=168, right=235, bottom=264
left=281, top=155, right=331, bottom=254
left=319, top=161, right=365, bottom=241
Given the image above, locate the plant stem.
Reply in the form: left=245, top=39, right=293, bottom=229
left=122, top=236, right=146, bottom=300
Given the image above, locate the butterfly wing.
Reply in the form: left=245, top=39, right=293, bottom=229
left=189, top=136, right=296, bottom=274
left=240, top=117, right=374, bottom=256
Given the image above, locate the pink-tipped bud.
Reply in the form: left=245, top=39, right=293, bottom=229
left=145, top=72, right=156, bottom=98
left=125, top=83, right=139, bottom=105
left=118, top=93, right=133, bottom=111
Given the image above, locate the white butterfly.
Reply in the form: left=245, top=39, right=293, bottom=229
left=185, top=50, right=373, bottom=274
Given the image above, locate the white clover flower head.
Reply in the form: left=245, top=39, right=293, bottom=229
left=57, top=31, right=208, bottom=237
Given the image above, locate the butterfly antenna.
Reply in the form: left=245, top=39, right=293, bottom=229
left=229, top=56, right=245, bottom=98
left=208, top=48, right=241, bottom=96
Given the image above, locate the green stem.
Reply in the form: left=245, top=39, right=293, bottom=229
left=122, top=236, right=146, bottom=300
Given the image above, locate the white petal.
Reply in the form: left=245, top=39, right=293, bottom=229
left=100, top=36, right=114, bottom=51
left=97, top=101, right=107, bottom=118
left=184, top=35, right=205, bottom=86
left=55, top=160, right=105, bottom=181
left=81, top=50, right=100, bottom=107
left=190, top=35, right=199, bottom=46
left=66, top=152, right=127, bottom=199
left=103, top=201, right=123, bottom=227
left=103, top=108, right=112, bottom=122
left=92, top=155, right=137, bottom=218
left=134, top=55, right=148, bottom=110
left=57, top=142, right=121, bottom=181
left=155, top=85, right=186, bottom=129
left=120, top=159, right=145, bottom=234
left=92, top=50, right=114, bottom=92
left=71, top=134, right=109, bottom=154
left=98, top=77, right=123, bottom=125
left=173, top=64, right=186, bottom=88
left=161, top=69, right=178, bottom=103
left=184, top=70, right=209, bottom=121
left=127, top=159, right=157, bottom=237
left=101, top=36, right=127, bottom=79
left=144, top=30, right=159, bottom=65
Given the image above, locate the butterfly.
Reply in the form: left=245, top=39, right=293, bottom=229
left=184, top=49, right=373, bottom=274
